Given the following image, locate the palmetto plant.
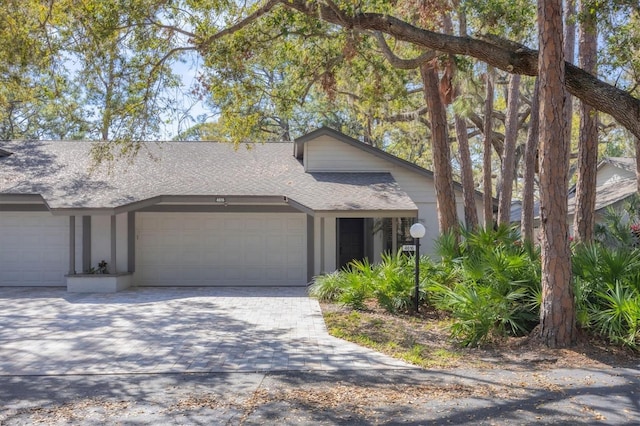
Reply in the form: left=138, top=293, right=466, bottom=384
left=309, top=271, right=347, bottom=302
left=337, top=258, right=376, bottom=310
left=429, top=225, right=541, bottom=346
left=572, top=242, right=640, bottom=348
left=373, top=251, right=425, bottom=314
left=591, top=282, right=640, bottom=347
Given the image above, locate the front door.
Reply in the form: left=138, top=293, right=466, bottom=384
left=337, top=218, right=365, bottom=269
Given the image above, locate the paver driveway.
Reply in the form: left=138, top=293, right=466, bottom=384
left=0, top=287, right=412, bottom=375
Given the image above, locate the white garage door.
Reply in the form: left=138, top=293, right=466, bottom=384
left=135, top=212, right=307, bottom=286
left=0, top=212, right=68, bottom=286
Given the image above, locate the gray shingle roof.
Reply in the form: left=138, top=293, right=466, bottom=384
left=0, top=140, right=417, bottom=213
left=567, top=176, right=637, bottom=216
left=510, top=157, right=637, bottom=222
left=601, top=157, right=636, bottom=173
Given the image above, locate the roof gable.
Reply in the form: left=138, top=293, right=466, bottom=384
left=294, top=126, right=435, bottom=179
left=600, top=157, right=636, bottom=173
left=295, top=126, right=489, bottom=201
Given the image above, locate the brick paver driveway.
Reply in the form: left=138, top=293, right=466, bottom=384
left=0, top=287, right=411, bottom=375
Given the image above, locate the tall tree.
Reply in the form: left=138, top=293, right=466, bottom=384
left=66, top=1, right=183, bottom=152
left=563, top=0, right=576, bottom=154
left=537, top=0, right=576, bottom=347
left=572, top=0, right=598, bottom=243
left=454, top=88, right=480, bottom=230
left=0, top=0, right=85, bottom=140
left=483, top=68, right=496, bottom=227
left=421, top=60, right=459, bottom=233
left=446, top=10, right=479, bottom=230
left=497, top=74, right=521, bottom=225
left=521, top=77, right=540, bottom=242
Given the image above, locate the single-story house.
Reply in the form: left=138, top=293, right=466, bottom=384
left=0, top=127, right=484, bottom=291
left=510, top=156, right=638, bottom=230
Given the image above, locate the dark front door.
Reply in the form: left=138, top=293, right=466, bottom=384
left=338, top=218, right=365, bottom=269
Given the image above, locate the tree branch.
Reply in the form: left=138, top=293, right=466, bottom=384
left=278, top=0, right=640, bottom=139
left=372, top=31, right=435, bottom=69
left=198, top=0, right=280, bottom=50
left=384, top=106, right=430, bottom=125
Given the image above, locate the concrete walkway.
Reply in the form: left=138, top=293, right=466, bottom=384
left=0, top=287, right=411, bottom=376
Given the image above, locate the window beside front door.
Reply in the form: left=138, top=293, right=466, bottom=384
left=381, top=217, right=416, bottom=254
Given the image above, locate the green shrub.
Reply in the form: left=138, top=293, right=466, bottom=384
left=373, top=251, right=424, bottom=314
left=336, top=258, right=376, bottom=310
left=590, top=282, right=640, bottom=347
left=572, top=242, right=640, bottom=348
left=309, top=271, right=347, bottom=302
left=429, top=225, right=541, bottom=346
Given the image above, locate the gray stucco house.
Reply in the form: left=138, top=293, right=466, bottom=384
left=0, top=127, right=483, bottom=291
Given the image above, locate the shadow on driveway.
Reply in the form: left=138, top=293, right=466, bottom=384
left=0, top=287, right=411, bottom=376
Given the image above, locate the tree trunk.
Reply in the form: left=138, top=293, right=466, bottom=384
left=497, top=74, right=521, bottom=225
left=454, top=106, right=479, bottom=230
left=445, top=11, right=477, bottom=231
left=521, top=78, right=540, bottom=243
left=420, top=61, right=459, bottom=234
left=483, top=69, right=495, bottom=228
left=572, top=3, right=598, bottom=243
left=636, top=137, right=640, bottom=192
left=563, top=0, right=576, bottom=145
left=537, top=0, right=576, bottom=348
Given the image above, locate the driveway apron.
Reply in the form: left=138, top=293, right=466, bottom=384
left=0, top=287, right=412, bottom=376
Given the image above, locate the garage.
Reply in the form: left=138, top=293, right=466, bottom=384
left=0, top=212, right=68, bottom=286
left=135, top=212, right=307, bottom=286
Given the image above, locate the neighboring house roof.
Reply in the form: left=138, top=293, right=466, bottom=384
left=0, top=139, right=417, bottom=214
left=510, top=157, right=637, bottom=222
left=600, top=157, right=636, bottom=173
left=567, top=176, right=637, bottom=216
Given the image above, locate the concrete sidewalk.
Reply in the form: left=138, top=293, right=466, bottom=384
left=0, top=287, right=410, bottom=375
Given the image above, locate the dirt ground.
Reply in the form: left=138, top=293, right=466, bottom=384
left=320, top=301, right=640, bottom=371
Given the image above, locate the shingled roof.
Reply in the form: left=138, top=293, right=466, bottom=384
left=567, top=176, right=637, bottom=216
left=0, top=140, right=417, bottom=214
left=510, top=157, right=637, bottom=222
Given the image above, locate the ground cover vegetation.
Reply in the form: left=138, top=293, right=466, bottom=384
left=3, top=0, right=640, bottom=348
left=311, top=202, right=640, bottom=359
